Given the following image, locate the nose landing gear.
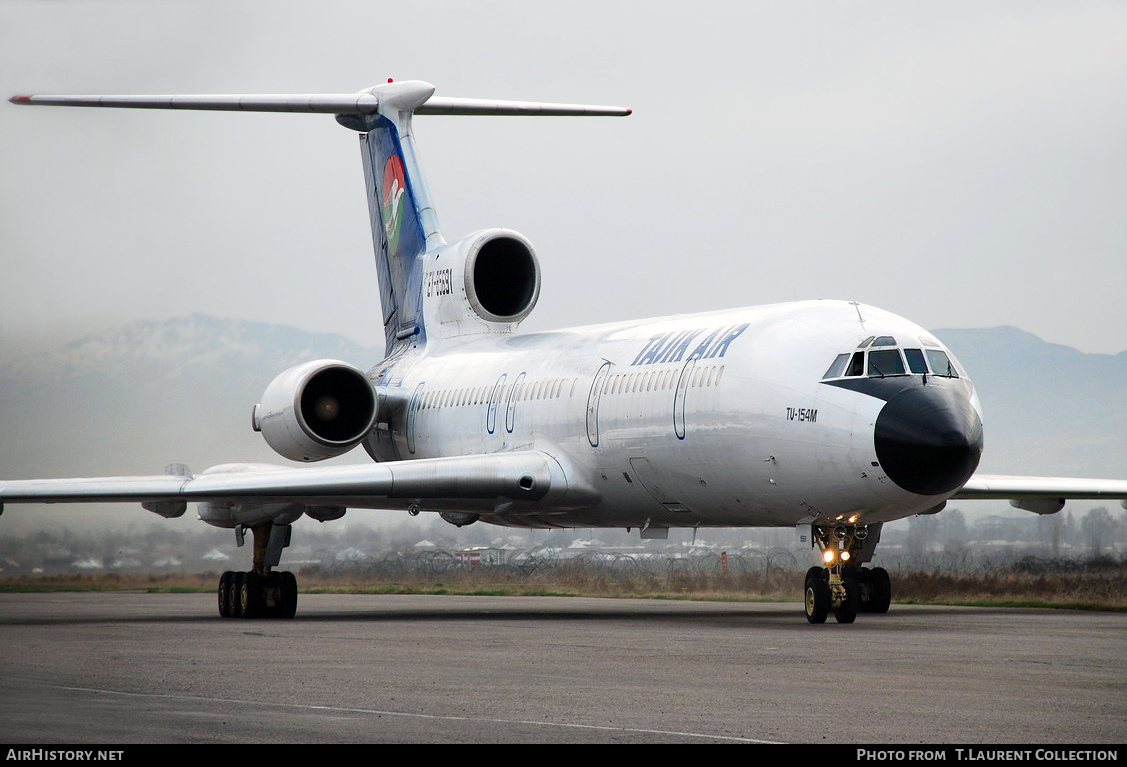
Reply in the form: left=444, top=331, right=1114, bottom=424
left=804, top=523, right=890, bottom=623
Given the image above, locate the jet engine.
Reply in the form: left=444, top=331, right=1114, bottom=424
left=252, top=360, right=377, bottom=462
left=430, top=229, right=541, bottom=329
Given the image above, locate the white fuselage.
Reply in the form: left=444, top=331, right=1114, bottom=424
left=368, top=299, right=979, bottom=530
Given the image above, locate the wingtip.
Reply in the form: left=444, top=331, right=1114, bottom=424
left=625, top=108, right=632, bottom=116
left=9, top=95, right=32, bottom=105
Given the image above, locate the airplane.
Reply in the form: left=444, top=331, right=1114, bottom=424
left=5, top=80, right=1127, bottom=624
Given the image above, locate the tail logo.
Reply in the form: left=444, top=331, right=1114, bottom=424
left=381, top=155, right=407, bottom=254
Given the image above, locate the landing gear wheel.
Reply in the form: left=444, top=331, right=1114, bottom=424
left=804, top=568, right=829, bottom=624
left=869, top=566, right=891, bottom=614
left=218, top=571, right=234, bottom=618
left=263, top=571, right=298, bottom=619
left=277, top=571, right=298, bottom=620
left=240, top=571, right=264, bottom=619
left=833, top=572, right=859, bottom=624
left=230, top=572, right=246, bottom=619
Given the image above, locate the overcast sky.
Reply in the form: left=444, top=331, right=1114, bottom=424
left=3, top=1, right=1126, bottom=355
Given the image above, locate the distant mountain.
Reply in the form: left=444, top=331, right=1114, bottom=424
left=934, top=326, right=1127, bottom=478
left=2, top=313, right=376, bottom=377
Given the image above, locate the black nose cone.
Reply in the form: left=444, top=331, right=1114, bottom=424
left=874, top=385, right=983, bottom=496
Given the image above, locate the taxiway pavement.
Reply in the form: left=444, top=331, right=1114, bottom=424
left=1, top=593, right=1123, bottom=744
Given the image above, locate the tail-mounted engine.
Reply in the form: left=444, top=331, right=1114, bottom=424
left=253, top=360, right=377, bottom=462
left=428, top=228, right=540, bottom=331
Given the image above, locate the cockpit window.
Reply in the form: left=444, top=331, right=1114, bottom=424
left=925, top=349, right=959, bottom=377
left=904, top=348, right=929, bottom=374
left=823, top=340, right=960, bottom=380
left=823, top=353, right=850, bottom=379
left=867, top=348, right=905, bottom=376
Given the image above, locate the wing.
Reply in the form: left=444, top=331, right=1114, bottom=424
left=955, top=473, right=1127, bottom=514
left=0, top=451, right=598, bottom=517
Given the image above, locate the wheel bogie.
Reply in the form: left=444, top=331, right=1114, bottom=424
left=218, top=569, right=298, bottom=619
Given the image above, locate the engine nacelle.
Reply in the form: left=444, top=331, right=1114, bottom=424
left=253, top=360, right=377, bottom=462
left=430, top=229, right=541, bottom=330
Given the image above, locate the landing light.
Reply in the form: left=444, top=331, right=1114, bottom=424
left=841, top=551, right=851, bottom=562
left=822, top=550, right=835, bottom=564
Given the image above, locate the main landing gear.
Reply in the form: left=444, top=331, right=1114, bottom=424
left=804, top=523, right=891, bottom=624
left=217, top=522, right=299, bottom=619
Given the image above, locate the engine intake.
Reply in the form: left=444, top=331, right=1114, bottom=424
left=253, top=360, right=376, bottom=462
left=464, top=231, right=540, bottom=323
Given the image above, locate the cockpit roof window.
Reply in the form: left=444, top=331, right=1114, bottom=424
left=857, top=336, right=875, bottom=349
left=871, top=335, right=897, bottom=347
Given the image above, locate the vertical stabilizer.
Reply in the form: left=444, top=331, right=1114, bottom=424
left=338, top=81, right=442, bottom=354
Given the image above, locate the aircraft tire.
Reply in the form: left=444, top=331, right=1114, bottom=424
left=277, top=571, right=298, bottom=620
left=870, top=567, right=891, bottom=614
left=230, top=572, right=246, bottom=619
left=218, top=571, right=234, bottom=618
left=804, top=569, right=829, bottom=624
left=240, top=571, right=264, bottom=619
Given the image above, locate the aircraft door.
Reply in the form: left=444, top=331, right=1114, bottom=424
left=673, top=356, right=698, bottom=440
left=486, top=373, right=506, bottom=434
left=505, top=372, right=526, bottom=434
left=406, top=382, right=425, bottom=454
left=586, top=361, right=612, bottom=447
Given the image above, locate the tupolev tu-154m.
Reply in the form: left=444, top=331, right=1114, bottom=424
left=5, top=80, right=1127, bottom=623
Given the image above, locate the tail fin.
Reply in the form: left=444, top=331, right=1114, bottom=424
left=337, top=82, right=442, bottom=354
left=11, top=83, right=630, bottom=355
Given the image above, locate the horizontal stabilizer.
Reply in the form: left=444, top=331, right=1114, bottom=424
left=9, top=94, right=381, bottom=113
left=10, top=90, right=630, bottom=117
